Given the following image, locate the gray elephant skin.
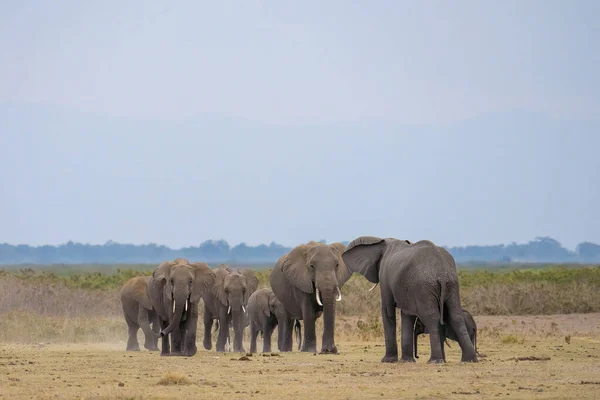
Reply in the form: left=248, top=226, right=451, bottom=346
left=119, top=275, right=160, bottom=351
left=341, top=236, right=478, bottom=364
left=414, top=308, right=478, bottom=359
left=203, top=265, right=259, bottom=352
left=148, top=258, right=216, bottom=357
left=247, top=288, right=302, bottom=353
left=270, top=241, right=351, bottom=354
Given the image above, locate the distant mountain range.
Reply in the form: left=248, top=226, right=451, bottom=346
left=1, top=237, right=599, bottom=265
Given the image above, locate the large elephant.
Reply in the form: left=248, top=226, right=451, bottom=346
left=247, top=288, right=301, bottom=353
left=119, top=275, right=160, bottom=351
left=270, top=241, right=351, bottom=354
left=148, top=258, right=216, bottom=357
left=414, top=308, right=478, bottom=359
left=203, top=265, right=259, bottom=353
left=341, top=236, right=478, bottom=364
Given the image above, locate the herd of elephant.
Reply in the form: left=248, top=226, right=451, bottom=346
left=120, top=236, right=479, bottom=364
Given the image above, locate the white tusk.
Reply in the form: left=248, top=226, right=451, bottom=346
left=172, top=300, right=176, bottom=314
left=368, top=282, right=379, bottom=292
left=336, top=287, right=342, bottom=302
left=242, top=305, right=246, bottom=313
left=185, top=299, right=188, bottom=312
left=316, top=289, right=323, bottom=306
left=228, top=305, right=231, bottom=314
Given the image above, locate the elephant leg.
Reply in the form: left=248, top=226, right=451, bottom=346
left=279, top=318, right=294, bottom=352
left=250, top=320, right=259, bottom=354
left=137, top=307, right=159, bottom=351
left=446, top=299, right=478, bottom=362
left=170, top=323, right=183, bottom=356
left=125, top=313, right=140, bottom=351
left=419, top=315, right=445, bottom=364
left=159, top=319, right=170, bottom=356
left=182, top=312, right=198, bottom=357
left=149, top=311, right=160, bottom=350
left=400, top=311, right=416, bottom=363
left=216, top=311, right=230, bottom=352
left=203, top=305, right=213, bottom=350
left=300, top=305, right=317, bottom=353
left=380, top=294, right=398, bottom=363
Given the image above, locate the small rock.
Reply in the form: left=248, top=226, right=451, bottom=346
left=118, top=382, right=125, bottom=387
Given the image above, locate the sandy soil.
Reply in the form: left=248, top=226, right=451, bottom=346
left=1, top=314, right=599, bottom=399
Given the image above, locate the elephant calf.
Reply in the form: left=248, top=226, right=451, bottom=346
left=414, top=308, right=478, bottom=358
left=247, top=288, right=301, bottom=353
left=119, top=276, right=160, bottom=352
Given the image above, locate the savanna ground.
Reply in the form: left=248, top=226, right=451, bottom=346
left=0, top=264, right=599, bottom=399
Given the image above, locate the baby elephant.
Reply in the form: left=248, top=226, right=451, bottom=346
left=247, top=288, right=301, bottom=353
left=414, top=308, right=478, bottom=358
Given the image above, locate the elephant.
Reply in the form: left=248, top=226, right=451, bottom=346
left=270, top=241, right=351, bottom=354
left=202, top=265, right=259, bottom=353
left=247, top=288, right=302, bottom=353
left=119, top=275, right=160, bottom=351
left=414, top=308, right=478, bottom=359
left=341, top=236, right=478, bottom=364
left=147, top=258, right=216, bottom=357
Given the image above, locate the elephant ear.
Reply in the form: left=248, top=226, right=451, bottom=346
left=213, top=265, right=230, bottom=307
left=281, top=244, right=313, bottom=294
left=134, top=276, right=153, bottom=310
left=330, top=242, right=352, bottom=287
left=341, top=236, right=386, bottom=284
left=189, top=262, right=216, bottom=304
left=148, top=261, right=174, bottom=303
left=240, top=269, right=259, bottom=304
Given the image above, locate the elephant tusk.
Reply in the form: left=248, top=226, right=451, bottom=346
left=336, top=287, right=342, bottom=302
left=368, top=282, right=379, bottom=292
left=316, top=289, right=323, bottom=306
left=172, top=300, right=176, bottom=314
left=242, top=305, right=246, bottom=313
left=185, top=299, right=188, bottom=312
left=228, top=305, right=231, bottom=314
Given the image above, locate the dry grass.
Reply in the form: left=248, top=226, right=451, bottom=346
left=156, top=372, right=193, bottom=386
left=0, top=315, right=599, bottom=399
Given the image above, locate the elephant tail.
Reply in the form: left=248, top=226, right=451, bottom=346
left=438, top=279, right=446, bottom=326
left=294, top=319, right=302, bottom=351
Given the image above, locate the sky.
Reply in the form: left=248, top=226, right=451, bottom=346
left=1, top=1, right=599, bottom=250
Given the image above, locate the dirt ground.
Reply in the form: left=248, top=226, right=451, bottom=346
left=1, top=314, right=599, bottom=399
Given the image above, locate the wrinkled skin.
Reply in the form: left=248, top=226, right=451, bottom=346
left=119, top=276, right=160, bottom=351
left=270, top=242, right=351, bottom=354
left=203, top=265, right=259, bottom=353
left=414, top=308, right=478, bottom=358
left=247, top=288, right=302, bottom=353
left=342, top=237, right=478, bottom=364
left=148, top=258, right=216, bottom=357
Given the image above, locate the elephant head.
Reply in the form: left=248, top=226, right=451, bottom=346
left=150, top=260, right=216, bottom=337
left=281, top=242, right=350, bottom=352
left=253, top=289, right=286, bottom=320
left=214, top=265, right=259, bottom=333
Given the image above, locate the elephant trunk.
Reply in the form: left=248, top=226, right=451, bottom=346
left=231, top=308, right=245, bottom=352
left=320, top=287, right=337, bottom=353
left=159, top=291, right=188, bottom=338
left=414, top=331, right=419, bottom=359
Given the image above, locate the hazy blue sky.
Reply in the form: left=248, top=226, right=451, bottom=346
left=1, top=1, right=599, bottom=249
